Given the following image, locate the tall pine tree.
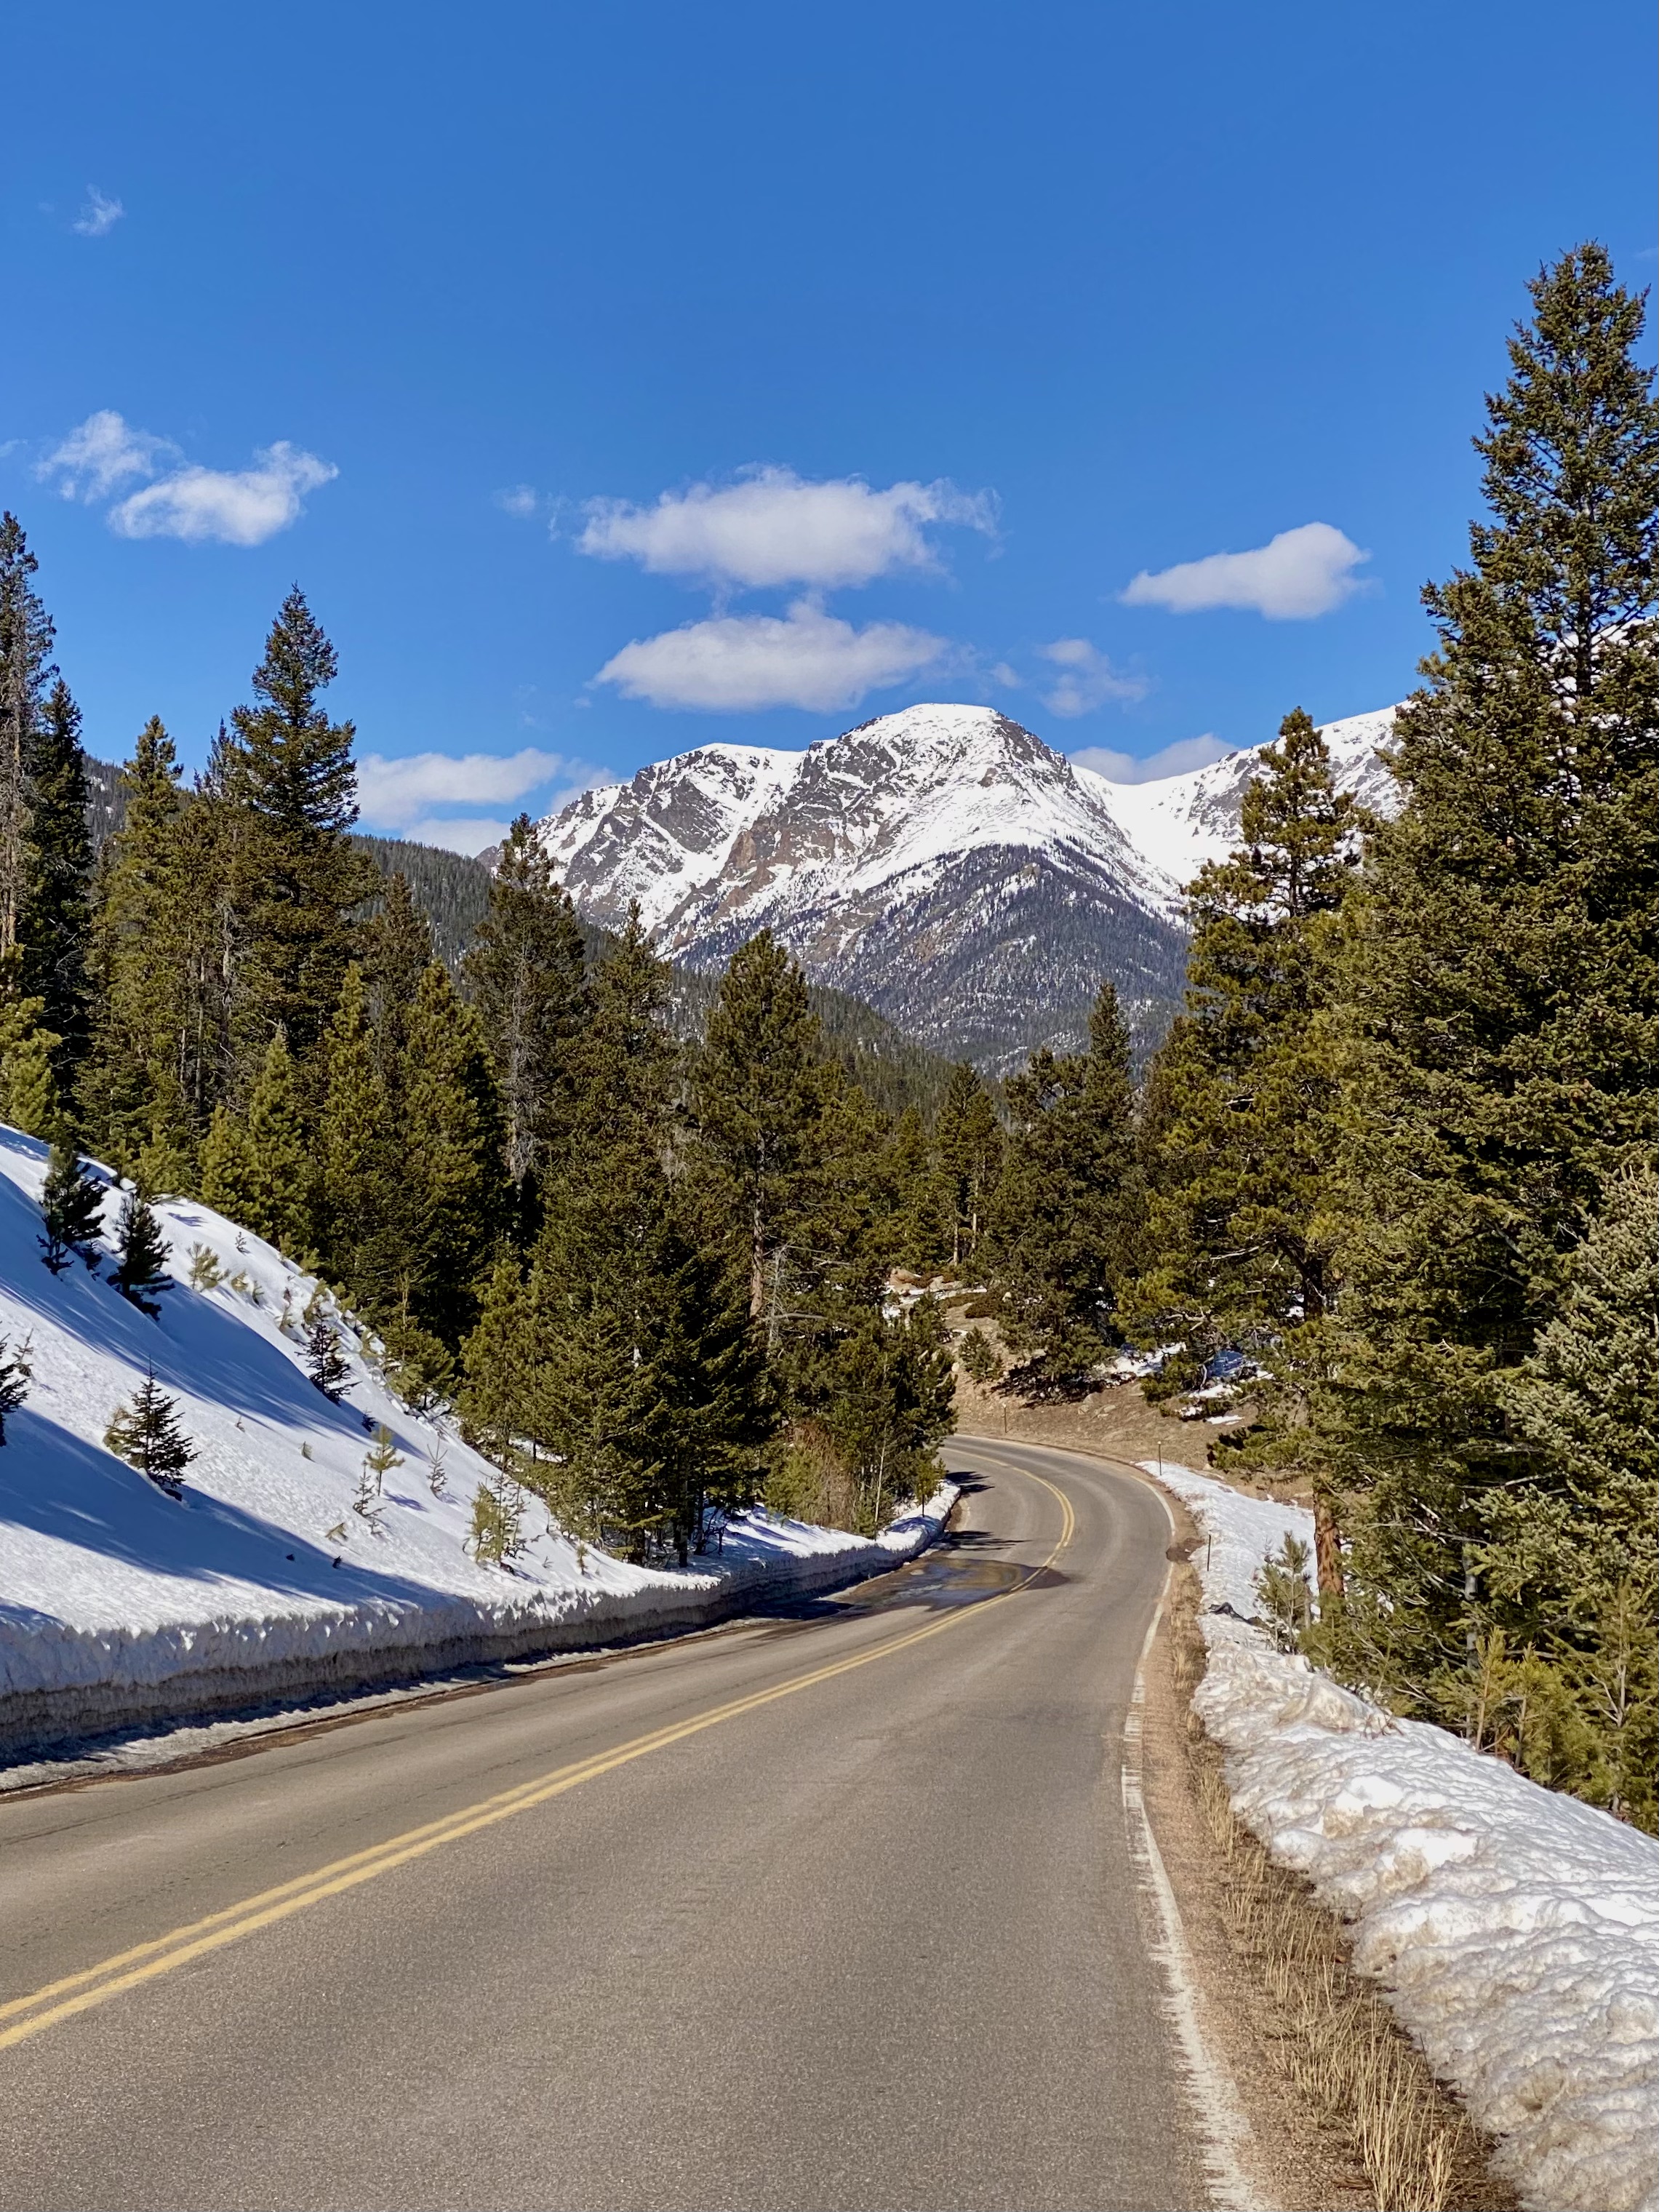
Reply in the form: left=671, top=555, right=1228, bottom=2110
left=1320, top=245, right=1658, bottom=1774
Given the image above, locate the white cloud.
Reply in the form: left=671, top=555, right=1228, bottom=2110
left=356, top=746, right=604, bottom=834
left=1070, top=733, right=1234, bottom=784
left=1120, top=522, right=1370, bottom=620
left=38, top=410, right=176, bottom=500
left=109, top=442, right=337, bottom=546
left=391, top=817, right=516, bottom=856
left=494, top=484, right=539, bottom=518
left=73, top=187, right=124, bottom=238
left=593, top=599, right=947, bottom=714
left=1036, top=637, right=1150, bottom=717
left=579, top=466, right=996, bottom=591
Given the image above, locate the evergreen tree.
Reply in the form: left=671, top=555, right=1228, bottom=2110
left=111, top=1188, right=172, bottom=1315
left=1130, top=708, right=1363, bottom=1581
left=316, top=964, right=395, bottom=1304
left=243, top=1030, right=313, bottom=1253
left=305, top=1313, right=352, bottom=1400
left=1321, top=246, right=1658, bottom=1759
left=105, top=1367, right=196, bottom=1496
left=984, top=983, right=1142, bottom=1391
left=0, top=1333, right=31, bottom=1443
left=361, top=871, right=434, bottom=1070
left=0, top=514, right=55, bottom=962
left=38, top=1141, right=104, bottom=1272
left=690, top=930, right=825, bottom=1326
left=934, top=1061, right=1002, bottom=1268
left=79, top=717, right=191, bottom=1171
left=228, top=591, right=375, bottom=1071
left=198, top=1103, right=263, bottom=1229
left=22, top=677, right=92, bottom=1071
left=361, top=1423, right=404, bottom=1495
left=396, top=962, right=508, bottom=1343
left=461, top=813, right=589, bottom=1209
left=459, top=1251, right=532, bottom=1466
left=0, top=952, right=63, bottom=1138
left=884, top=1103, right=949, bottom=1273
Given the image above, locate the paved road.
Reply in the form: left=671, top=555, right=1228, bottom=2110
left=0, top=1442, right=1207, bottom=2212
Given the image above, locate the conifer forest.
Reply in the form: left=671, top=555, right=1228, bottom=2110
left=0, top=244, right=1652, bottom=1832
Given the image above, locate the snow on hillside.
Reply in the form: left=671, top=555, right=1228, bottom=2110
left=0, top=1126, right=955, bottom=1761
left=1151, top=1458, right=1659, bottom=2212
left=1095, top=707, right=1400, bottom=893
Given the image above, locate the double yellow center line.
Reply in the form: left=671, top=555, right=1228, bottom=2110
left=1, top=1470, right=1074, bottom=2054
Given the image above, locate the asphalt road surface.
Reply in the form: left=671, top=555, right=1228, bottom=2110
left=0, top=1440, right=1211, bottom=2212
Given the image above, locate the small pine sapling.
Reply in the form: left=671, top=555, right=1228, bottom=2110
left=349, top=1461, right=385, bottom=1531
left=187, top=1243, right=225, bottom=1291
left=305, top=1314, right=352, bottom=1401
left=468, top=1475, right=523, bottom=1566
left=958, top=1327, right=1003, bottom=1385
left=105, top=1367, right=197, bottom=1498
left=0, top=1334, right=33, bottom=1442
left=38, top=1143, right=105, bottom=1274
left=111, top=1189, right=172, bottom=1317
left=362, top=1424, right=404, bottom=1497
left=427, top=1435, right=449, bottom=1498
left=1255, top=1533, right=1316, bottom=1652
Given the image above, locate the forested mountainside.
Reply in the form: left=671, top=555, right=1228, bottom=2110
left=82, top=759, right=951, bottom=1119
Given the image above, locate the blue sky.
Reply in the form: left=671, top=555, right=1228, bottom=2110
left=5, top=1, right=1654, bottom=850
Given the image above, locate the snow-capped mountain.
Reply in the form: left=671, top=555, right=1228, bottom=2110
left=538, top=702, right=1399, bottom=1068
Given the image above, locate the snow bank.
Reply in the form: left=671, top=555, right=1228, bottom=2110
left=1148, top=1458, right=1659, bottom=2212
left=0, top=1126, right=956, bottom=1762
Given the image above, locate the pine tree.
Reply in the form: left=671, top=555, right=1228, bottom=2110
left=0, top=514, right=55, bottom=962
left=1321, top=245, right=1659, bottom=1749
left=22, top=677, right=92, bottom=1072
left=361, top=1423, right=404, bottom=1495
left=243, top=1029, right=313, bottom=1253
left=79, top=716, right=191, bottom=1171
left=38, top=1141, right=104, bottom=1272
left=934, top=1061, right=1002, bottom=1268
left=316, top=964, right=395, bottom=1306
left=305, top=1313, right=352, bottom=1400
left=984, top=983, right=1142, bottom=1391
left=199, top=1103, right=263, bottom=1229
left=691, top=929, right=827, bottom=1329
left=1130, top=708, right=1362, bottom=1581
left=0, top=951, right=63, bottom=1138
left=105, top=1367, right=196, bottom=1495
left=884, top=1103, right=949, bottom=1273
left=361, top=871, right=434, bottom=1070
left=397, top=962, right=508, bottom=1343
left=459, top=1252, right=532, bottom=1467
left=461, top=813, right=589, bottom=1209
left=0, top=1333, right=32, bottom=1442
left=228, top=591, right=375, bottom=1071
left=112, top=1187, right=172, bottom=1315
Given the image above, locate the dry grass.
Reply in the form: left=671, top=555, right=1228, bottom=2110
left=1172, top=1598, right=1512, bottom=2212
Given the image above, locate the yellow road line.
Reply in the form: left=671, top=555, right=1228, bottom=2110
left=1, top=1460, right=1073, bottom=2054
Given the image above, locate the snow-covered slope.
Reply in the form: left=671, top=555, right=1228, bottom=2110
left=535, top=701, right=1400, bottom=1069
left=1095, top=707, right=1399, bottom=890
left=0, top=1127, right=955, bottom=1762
left=1152, top=1458, right=1659, bottom=2212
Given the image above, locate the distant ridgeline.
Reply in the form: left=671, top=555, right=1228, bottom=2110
left=84, top=759, right=953, bottom=1119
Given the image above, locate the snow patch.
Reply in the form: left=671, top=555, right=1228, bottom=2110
left=1148, top=1458, right=1659, bottom=2212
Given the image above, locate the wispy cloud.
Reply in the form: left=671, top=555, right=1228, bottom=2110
left=579, top=466, right=996, bottom=593
left=38, top=410, right=175, bottom=500
left=593, top=599, right=947, bottom=713
left=39, top=411, right=337, bottom=546
left=111, top=443, right=337, bottom=546
left=356, top=748, right=607, bottom=847
left=1121, top=522, right=1369, bottom=620
left=1071, top=733, right=1234, bottom=784
left=1036, top=637, right=1149, bottom=717
left=494, top=484, right=540, bottom=518
left=72, top=187, right=124, bottom=238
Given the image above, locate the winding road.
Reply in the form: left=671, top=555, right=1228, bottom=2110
left=0, top=1442, right=1217, bottom=2211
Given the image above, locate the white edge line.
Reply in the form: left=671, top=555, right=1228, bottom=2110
left=1122, top=1493, right=1275, bottom=2212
